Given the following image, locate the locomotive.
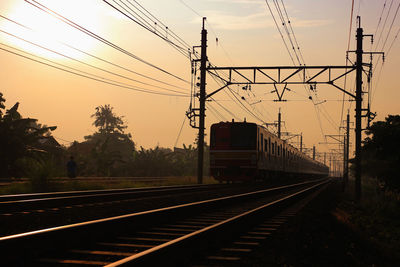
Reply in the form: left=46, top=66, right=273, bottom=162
left=210, top=120, right=329, bottom=182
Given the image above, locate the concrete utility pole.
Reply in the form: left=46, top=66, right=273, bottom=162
left=345, top=112, right=350, bottom=184
left=342, top=112, right=350, bottom=189
left=197, top=17, right=207, bottom=184
left=300, top=133, right=303, bottom=153
left=312, top=146, right=316, bottom=160
left=278, top=109, right=281, bottom=139
left=355, top=22, right=363, bottom=200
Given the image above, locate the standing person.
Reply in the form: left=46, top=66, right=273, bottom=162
left=67, top=156, right=77, bottom=178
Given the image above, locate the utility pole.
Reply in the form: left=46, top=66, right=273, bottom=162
left=355, top=19, right=363, bottom=200
left=278, top=109, right=281, bottom=139
left=345, top=112, right=350, bottom=184
left=197, top=17, right=207, bottom=184
left=312, top=145, right=316, bottom=160
left=300, top=133, right=303, bottom=153
left=343, top=112, right=350, bottom=188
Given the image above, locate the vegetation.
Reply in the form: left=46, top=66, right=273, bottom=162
left=337, top=176, right=400, bottom=260
left=337, top=115, right=400, bottom=260
left=0, top=92, right=60, bottom=180
left=0, top=93, right=210, bottom=192
left=66, top=104, right=209, bottom=178
left=361, top=115, right=400, bottom=192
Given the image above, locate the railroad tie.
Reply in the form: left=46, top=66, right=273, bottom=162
left=137, top=231, right=184, bottom=236
left=221, top=247, right=252, bottom=252
left=233, top=241, right=260, bottom=246
left=98, top=242, right=153, bottom=248
left=69, top=249, right=134, bottom=257
left=206, top=255, right=241, bottom=261
left=39, top=258, right=111, bottom=266
left=240, top=235, right=267, bottom=240
left=118, top=236, right=171, bottom=242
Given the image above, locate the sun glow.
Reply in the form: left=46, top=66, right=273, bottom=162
left=1, top=0, right=103, bottom=60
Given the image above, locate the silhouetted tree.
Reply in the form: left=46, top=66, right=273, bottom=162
left=0, top=92, right=57, bottom=177
left=69, top=104, right=135, bottom=176
left=91, top=104, right=127, bottom=134
left=362, top=115, right=400, bottom=192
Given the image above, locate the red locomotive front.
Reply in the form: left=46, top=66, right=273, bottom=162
left=210, top=121, right=258, bottom=181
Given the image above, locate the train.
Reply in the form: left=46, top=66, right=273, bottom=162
left=210, top=120, right=329, bottom=182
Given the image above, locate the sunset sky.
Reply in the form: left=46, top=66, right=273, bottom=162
left=1, top=0, right=399, bottom=164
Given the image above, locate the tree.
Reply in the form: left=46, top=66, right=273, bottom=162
left=362, top=115, right=400, bottom=192
left=91, top=104, right=127, bottom=134
left=69, top=104, right=135, bottom=176
left=0, top=92, right=57, bottom=177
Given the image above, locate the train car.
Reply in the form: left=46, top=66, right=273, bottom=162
left=210, top=120, right=329, bottom=182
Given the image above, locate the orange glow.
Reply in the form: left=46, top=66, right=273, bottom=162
left=2, top=0, right=100, bottom=60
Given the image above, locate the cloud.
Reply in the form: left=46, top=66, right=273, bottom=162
left=206, top=0, right=265, bottom=6
left=192, top=0, right=332, bottom=31
left=199, top=10, right=274, bottom=30
left=193, top=10, right=331, bottom=31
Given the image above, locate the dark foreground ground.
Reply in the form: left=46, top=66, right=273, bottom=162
left=246, top=180, right=398, bottom=266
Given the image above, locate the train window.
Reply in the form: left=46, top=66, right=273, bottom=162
left=268, top=138, right=271, bottom=154
left=278, top=144, right=281, bottom=156
left=260, top=134, right=264, bottom=152
left=264, top=139, right=268, bottom=152
left=272, top=142, right=275, bottom=155
left=210, top=125, right=230, bottom=149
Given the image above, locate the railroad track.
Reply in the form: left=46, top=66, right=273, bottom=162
left=0, top=184, right=221, bottom=213
left=0, top=178, right=330, bottom=266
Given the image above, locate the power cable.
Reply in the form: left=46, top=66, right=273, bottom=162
left=0, top=28, right=186, bottom=95
left=0, top=44, right=187, bottom=97
left=24, top=0, right=190, bottom=84
left=0, top=15, right=185, bottom=90
left=103, top=0, right=190, bottom=58
left=173, top=115, right=186, bottom=148
left=264, top=0, right=296, bottom=65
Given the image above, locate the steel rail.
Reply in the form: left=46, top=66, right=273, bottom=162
left=0, top=184, right=220, bottom=213
left=0, top=178, right=327, bottom=265
left=107, top=179, right=330, bottom=266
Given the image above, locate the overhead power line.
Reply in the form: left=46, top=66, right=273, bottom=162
left=0, top=27, right=186, bottom=95
left=24, top=0, right=190, bottom=84
left=0, top=44, right=188, bottom=97
left=0, top=15, right=186, bottom=91
left=102, top=0, right=191, bottom=58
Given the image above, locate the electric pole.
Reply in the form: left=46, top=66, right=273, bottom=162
left=197, top=17, right=207, bottom=184
left=278, top=109, right=281, bottom=139
left=313, top=145, right=316, bottom=160
left=346, top=112, right=350, bottom=184
left=355, top=22, right=362, bottom=200
left=343, top=112, right=350, bottom=188
left=300, top=133, right=303, bottom=153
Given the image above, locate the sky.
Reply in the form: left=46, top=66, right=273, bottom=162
left=0, top=0, right=399, bottom=167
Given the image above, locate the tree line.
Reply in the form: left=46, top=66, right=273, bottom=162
left=0, top=93, right=208, bottom=179
left=361, top=114, right=400, bottom=193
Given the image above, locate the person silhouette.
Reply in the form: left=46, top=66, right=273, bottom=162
left=67, top=156, right=77, bottom=178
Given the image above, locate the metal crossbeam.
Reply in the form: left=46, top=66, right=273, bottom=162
left=207, top=65, right=357, bottom=99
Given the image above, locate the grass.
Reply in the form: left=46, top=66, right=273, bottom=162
left=336, top=176, right=400, bottom=259
left=0, top=176, right=218, bottom=195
